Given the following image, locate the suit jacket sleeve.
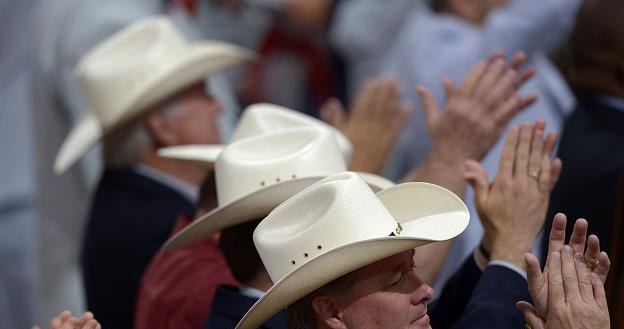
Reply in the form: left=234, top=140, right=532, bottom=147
left=430, top=255, right=531, bottom=329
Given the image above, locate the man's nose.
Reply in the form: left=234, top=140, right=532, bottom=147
left=408, top=273, right=434, bottom=305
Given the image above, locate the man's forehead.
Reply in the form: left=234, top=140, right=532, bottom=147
left=355, top=250, right=414, bottom=277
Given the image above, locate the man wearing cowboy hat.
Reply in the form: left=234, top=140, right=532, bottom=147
left=52, top=15, right=253, bottom=329
left=233, top=168, right=611, bottom=329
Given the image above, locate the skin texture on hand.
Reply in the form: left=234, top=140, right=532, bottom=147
left=517, top=248, right=611, bottom=329
left=517, top=214, right=611, bottom=322
left=406, top=53, right=535, bottom=285
left=463, top=121, right=561, bottom=269
left=322, top=77, right=412, bottom=174
left=33, top=311, right=101, bottom=329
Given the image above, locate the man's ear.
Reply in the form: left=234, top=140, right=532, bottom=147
left=311, top=296, right=347, bottom=329
left=145, top=112, right=178, bottom=147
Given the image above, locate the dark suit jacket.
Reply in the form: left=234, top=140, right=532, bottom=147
left=82, top=167, right=195, bottom=329
left=430, top=256, right=531, bottom=329
left=542, top=94, right=624, bottom=259
left=205, top=285, right=287, bottom=329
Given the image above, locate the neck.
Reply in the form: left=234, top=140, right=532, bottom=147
left=448, top=1, right=488, bottom=25
left=244, top=268, right=273, bottom=293
left=138, top=148, right=208, bottom=186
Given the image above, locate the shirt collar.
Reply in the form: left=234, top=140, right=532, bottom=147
left=132, top=163, right=199, bottom=204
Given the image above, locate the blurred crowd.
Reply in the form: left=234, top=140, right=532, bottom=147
left=1, top=0, right=623, bottom=328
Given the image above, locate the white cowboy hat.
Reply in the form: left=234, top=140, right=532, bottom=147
left=235, top=172, right=469, bottom=329
left=161, top=127, right=393, bottom=251
left=157, top=103, right=353, bottom=164
left=54, top=15, right=255, bottom=174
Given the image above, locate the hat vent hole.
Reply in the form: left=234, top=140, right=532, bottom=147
left=292, top=174, right=297, bottom=179
left=291, top=260, right=296, bottom=265
left=276, top=177, right=281, bottom=182
left=304, top=253, right=309, bottom=258
left=317, top=245, right=322, bottom=250
left=260, top=181, right=266, bottom=187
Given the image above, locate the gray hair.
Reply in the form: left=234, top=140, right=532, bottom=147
left=286, top=271, right=357, bottom=329
left=103, top=101, right=183, bottom=168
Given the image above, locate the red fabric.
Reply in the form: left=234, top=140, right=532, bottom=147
left=134, top=214, right=238, bottom=329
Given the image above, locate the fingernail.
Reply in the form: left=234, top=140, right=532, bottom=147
left=574, top=253, right=584, bottom=263
left=563, top=245, right=572, bottom=254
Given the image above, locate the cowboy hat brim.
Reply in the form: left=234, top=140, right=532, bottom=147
left=235, top=182, right=469, bottom=329
left=158, top=144, right=225, bottom=165
left=161, top=173, right=395, bottom=251
left=54, top=42, right=255, bottom=174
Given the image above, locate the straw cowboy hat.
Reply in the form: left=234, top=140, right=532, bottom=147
left=236, top=172, right=469, bottom=329
left=162, top=127, right=393, bottom=250
left=54, top=15, right=255, bottom=174
left=157, top=103, right=353, bottom=164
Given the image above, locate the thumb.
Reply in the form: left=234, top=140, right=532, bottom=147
left=463, top=160, right=489, bottom=200
left=320, top=98, right=346, bottom=129
left=516, top=301, right=545, bottom=329
left=416, top=85, right=440, bottom=128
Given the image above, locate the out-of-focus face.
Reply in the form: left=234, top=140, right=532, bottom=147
left=165, top=81, right=224, bottom=146
left=327, top=250, right=434, bottom=329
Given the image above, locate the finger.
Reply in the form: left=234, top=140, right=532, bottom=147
left=538, top=153, right=552, bottom=192
left=516, top=66, right=536, bottom=88
left=320, top=98, right=346, bottom=129
left=50, top=311, right=72, bottom=329
left=574, top=252, right=595, bottom=303
left=542, top=132, right=557, bottom=158
left=79, top=312, right=94, bottom=323
left=61, top=318, right=81, bottom=329
left=416, top=85, right=440, bottom=127
left=473, top=58, right=506, bottom=101
left=596, top=251, right=610, bottom=284
left=561, top=245, right=581, bottom=302
left=391, top=102, right=413, bottom=132
left=513, top=123, right=533, bottom=181
left=548, top=251, right=565, bottom=304
left=381, top=80, right=401, bottom=116
left=529, top=127, right=545, bottom=185
left=370, top=79, right=393, bottom=116
left=484, top=68, right=518, bottom=110
left=83, top=319, right=99, bottom=329
left=550, top=158, right=562, bottom=190
left=546, top=213, right=568, bottom=267
left=497, top=126, right=519, bottom=180
left=459, top=60, right=488, bottom=96
left=352, top=80, right=378, bottom=118
left=569, top=218, right=588, bottom=254
left=442, top=77, right=456, bottom=101
left=493, top=95, right=521, bottom=128
left=516, top=301, right=546, bottom=329
left=463, top=160, right=490, bottom=201
left=526, top=253, right=544, bottom=296
left=585, top=234, right=600, bottom=262
left=591, top=272, right=609, bottom=310
left=508, top=52, right=527, bottom=71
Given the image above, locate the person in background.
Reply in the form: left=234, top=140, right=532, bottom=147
left=52, top=16, right=252, bottom=329
left=541, top=0, right=624, bottom=262
left=135, top=79, right=408, bottom=329
left=381, top=0, right=582, bottom=292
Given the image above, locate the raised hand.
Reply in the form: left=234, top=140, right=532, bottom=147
left=321, top=77, right=412, bottom=174
left=463, top=121, right=561, bottom=269
left=417, top=52, right=536, bottom=164
left=518, top=248, right=611, bottom=329
left=34, top=311, right=101, bottom=329
left=517, top=214, right=611, bottom=320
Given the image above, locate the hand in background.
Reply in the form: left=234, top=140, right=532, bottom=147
left=32, top=311, right=100, bottom=329
left=418, top=52, right=536, bottom=165
left=464, top=121, right=562, bottom=269
left=519, top=248, right=610, bottom=329
left=321, top=77, right=411, bottom=174
left=517, top=214, right=611, bottom=321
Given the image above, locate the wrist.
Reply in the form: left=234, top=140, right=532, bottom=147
left=489, top=239, right=532, bottom=270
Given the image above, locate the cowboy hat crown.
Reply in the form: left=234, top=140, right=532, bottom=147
left=54, top=15, right=254, bottom=174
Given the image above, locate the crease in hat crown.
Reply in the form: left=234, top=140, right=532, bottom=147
left=253, top=172, right=399, bottom=283
left=214, top=127, right=347, bottom=208
left=54, top=15, right=255, bottom=174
